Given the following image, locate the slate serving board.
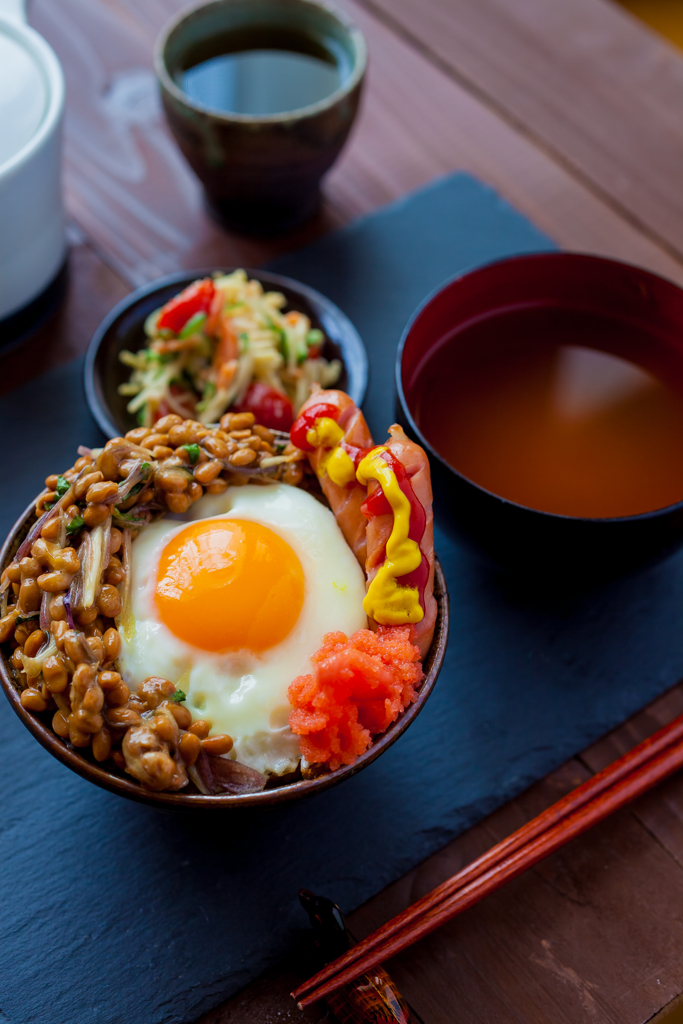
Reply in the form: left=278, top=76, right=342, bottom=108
left=3, top=173, right=683, bottom=1024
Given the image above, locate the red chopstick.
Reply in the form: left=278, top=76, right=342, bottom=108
left=293, top=710, right=683, bottom=1009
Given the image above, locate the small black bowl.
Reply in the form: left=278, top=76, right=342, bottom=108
left=84, top=267, right=367, bottom=438
left=397, top=252, right=683, bottom=581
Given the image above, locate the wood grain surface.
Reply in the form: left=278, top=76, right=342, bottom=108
left=14, top=0, right=683, bottom=1020
left=353, top=0, right=683, bottom=262
left=203, top=685, right=683, bottom=1024
left=30, top=0, right=683, bottom=290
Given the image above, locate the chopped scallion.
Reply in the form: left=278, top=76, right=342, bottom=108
left=66, top=515, right=85, bottom=535
left=16, top=611, right=39, bottom=625
left=180, top=443, right=200, bottom=464
left=113, top=508, right=148, bottom=524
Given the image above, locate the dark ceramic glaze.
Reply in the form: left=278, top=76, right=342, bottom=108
left=397, top=252, right=683, bottom=580
left=154, top=0, right=366, bottom=234
left=0, top=500, right=448, bottom=811
left=84, top=266, right=368, bottom=439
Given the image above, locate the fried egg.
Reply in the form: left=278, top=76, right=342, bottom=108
left=118, top=484, right=367, bottom=774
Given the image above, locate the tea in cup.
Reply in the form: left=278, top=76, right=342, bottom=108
left=155, top=0, right=366, bottom=235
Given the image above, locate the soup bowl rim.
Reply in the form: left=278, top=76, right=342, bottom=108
left=396, top=249, right=683, bottom=527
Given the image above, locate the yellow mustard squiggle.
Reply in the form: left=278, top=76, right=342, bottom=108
left=306, top=417, right=356, bottom=487
left=356, top=447, right=424, bottom=625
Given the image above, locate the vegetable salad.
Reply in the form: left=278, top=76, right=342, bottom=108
left=119, top=270, right=341, bottom=432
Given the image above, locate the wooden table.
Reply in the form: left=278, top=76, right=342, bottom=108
left=10, top=0, right=683, bottom=1019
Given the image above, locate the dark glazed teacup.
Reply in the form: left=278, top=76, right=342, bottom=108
left=154, top=0, right=366, bottom=235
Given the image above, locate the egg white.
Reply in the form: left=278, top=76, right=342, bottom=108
left=118, top=484, right=367, bottom=775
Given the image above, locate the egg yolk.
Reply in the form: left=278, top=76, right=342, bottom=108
left=155, top=519, right=305, bottom=653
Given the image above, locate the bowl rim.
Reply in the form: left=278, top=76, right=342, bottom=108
left=84, top=266, right=369, bottom=440
left=0, top=16, right=65, bottom=179
left=153, top=0, right=368, bottom=126
left=396, top=250, right=683, bottom=527
left=0, top=498, right=448, bottom=810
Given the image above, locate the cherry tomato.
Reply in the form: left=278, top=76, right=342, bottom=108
left=236, top=382, right=294, bottom=432
left=156, top=279, right=215, bottom=334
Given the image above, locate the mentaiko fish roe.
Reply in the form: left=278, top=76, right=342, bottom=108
left=288, top=626, right=424, bottom=771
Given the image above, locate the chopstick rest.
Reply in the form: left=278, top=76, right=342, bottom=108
left=294, top=710, right=683, bottom=1008
left=299, top=888, right=424, bottom=1023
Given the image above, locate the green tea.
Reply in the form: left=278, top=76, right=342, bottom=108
left=180, top=28, right=344, bottom=115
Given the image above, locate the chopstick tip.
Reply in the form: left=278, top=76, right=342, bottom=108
left=290, top=985, right=314, bottom=1009
left=289, top=986, right=307, bottom=1008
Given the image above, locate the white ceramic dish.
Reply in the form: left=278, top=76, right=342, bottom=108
left=0, top=0, right=65, bottom=324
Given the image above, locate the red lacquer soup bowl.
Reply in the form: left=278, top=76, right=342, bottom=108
left=397, top=252, right=683, bottom=580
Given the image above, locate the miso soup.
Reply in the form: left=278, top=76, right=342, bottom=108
left=413, top=306, right=683, bottom=518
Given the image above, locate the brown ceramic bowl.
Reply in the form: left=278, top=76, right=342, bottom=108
left=0, top=500, right=448, bottom=811
left=154, top=0, right=367, bottom=234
